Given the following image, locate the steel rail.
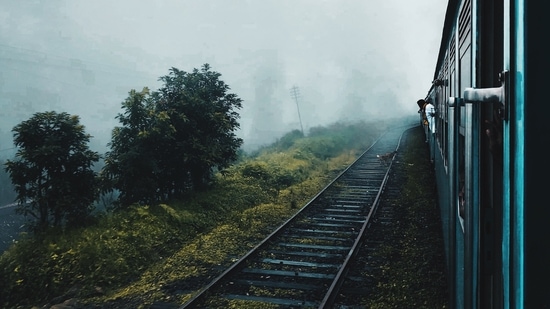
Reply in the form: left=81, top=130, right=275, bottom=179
left=178, top=135, right=384, bottom=309
left=318, top=128, right=405, bottom=308
left=178, top=126, right=409, bottom=308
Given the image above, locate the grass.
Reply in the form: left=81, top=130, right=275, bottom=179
left=362, top=125, right=449, bottom=308
left=3, top=120, right=451, bottom=308
left=0, top=120, right=386, bottom=309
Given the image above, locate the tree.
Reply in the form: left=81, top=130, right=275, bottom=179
left=101, top=88, right=162, bottom=206
left=4, top=111, right=99, bottom=231
left=153, top=64, right=243, bottom=192
left=102, top=64, right=243, bottom=207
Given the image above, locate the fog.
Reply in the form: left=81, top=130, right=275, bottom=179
left=0, top=0, right=447, bottom=154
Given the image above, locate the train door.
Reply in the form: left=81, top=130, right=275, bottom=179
left=444, top=1, right=472, bottom=308
left=454, top=1, right=476, bottom=308
left=495, top=1, right=546, bottom=308
left=447, top=0, right=539, bottom=307
left=454, top=0, right=504, bottom=307
left=462, top=0, right=505, bottom=308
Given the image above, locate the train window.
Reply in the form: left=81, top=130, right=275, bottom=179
left=458, top=29, right=471, bottom=136
left=459, top=45, right=470, bottom=136
left=438, top=78, right=447, bottom=167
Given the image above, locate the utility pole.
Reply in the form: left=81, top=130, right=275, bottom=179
left=290, top=85, right=304, bottom=135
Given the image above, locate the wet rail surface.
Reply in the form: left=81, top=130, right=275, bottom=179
left=171, top=126, right=410, bottom=309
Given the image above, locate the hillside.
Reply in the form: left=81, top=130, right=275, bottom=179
left=0, top=120, right=392, bottom=308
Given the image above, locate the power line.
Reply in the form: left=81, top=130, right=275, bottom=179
left=290, top=85, right=304, bottom=135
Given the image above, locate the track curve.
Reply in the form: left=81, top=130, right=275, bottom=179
left=174, top=124, right=411, bottom=309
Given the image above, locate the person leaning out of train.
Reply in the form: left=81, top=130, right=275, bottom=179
left=424, top=100, right=436, bottom=162
left=417, top=99, right=431, bottom=126
left=424, top=100, right=436, bottom=134
left=417, top=98, right=435, bottom=145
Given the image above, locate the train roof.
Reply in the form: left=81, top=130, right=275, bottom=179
left=433, top=0, right=459, bottom=82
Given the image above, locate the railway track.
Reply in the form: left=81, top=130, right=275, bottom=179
left=331, top=179, right=402, bottom=308
left=174, top=126, right=409, bottom=309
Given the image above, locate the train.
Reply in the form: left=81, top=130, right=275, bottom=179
left=421, top=0, right=548, bottom=308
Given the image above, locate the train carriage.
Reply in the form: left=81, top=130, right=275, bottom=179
left=426, top=0, right=549, bottom=308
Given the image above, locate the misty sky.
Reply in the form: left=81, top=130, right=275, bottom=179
left=0, top=0, right=447, bottom=153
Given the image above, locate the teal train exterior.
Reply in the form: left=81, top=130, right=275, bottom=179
left=422, top=1, right=547, bottom=308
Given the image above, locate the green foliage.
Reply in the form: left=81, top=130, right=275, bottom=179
left=272, top=129, right=304, bottom=150
left=153, top=64, right=243, bottom=192
left=0, top=203, right=201, bottom=306
left=102, top=64, right=243, bottom=208
left=362, top=125, right=448, bottom=308
left=238, top=203, right=293, bottom=232
left=239, top=155, right=307, bottom=197
left=0, top=120, right=382, bottom=308
left=308, top=120, right=381, bottom=151
left=4, top=111, right=99, bottom=231
left=101, top=88, right=160, bottom=206
left=293, top=136, right=339, bottom=160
